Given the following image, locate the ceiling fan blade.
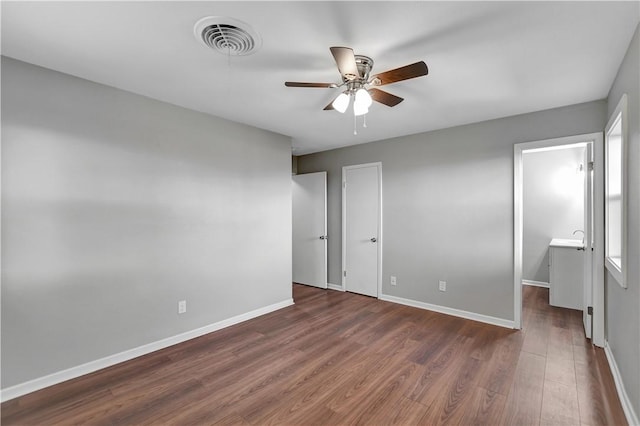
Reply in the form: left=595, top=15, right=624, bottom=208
left=330, top=46, right=359, bottom=80
left=370, top=61, right=428, bottom=86
left=285, top=82, right=337, bottom=88
left=323, top=99, right=335, bottom=111
left=368, top=88, right=404, bottom=107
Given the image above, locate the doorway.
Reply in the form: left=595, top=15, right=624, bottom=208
left=342, top=163, right=382, bottom=297
left=514, top=133, right=604, bottom=346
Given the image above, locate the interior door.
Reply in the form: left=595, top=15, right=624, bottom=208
left=292, top=172, right=327, bottom=289
left=583, top=144, right=593, bottom=338
left=343, top=163, right=381, bottom=297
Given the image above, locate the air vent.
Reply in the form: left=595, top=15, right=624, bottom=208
left=194, top=16, right=261, bottom=56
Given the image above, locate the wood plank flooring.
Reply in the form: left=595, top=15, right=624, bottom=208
left=2, top=284, right=627, bottom=425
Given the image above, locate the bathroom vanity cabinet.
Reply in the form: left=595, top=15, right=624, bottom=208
left=548, top=239, right=584, bottom=310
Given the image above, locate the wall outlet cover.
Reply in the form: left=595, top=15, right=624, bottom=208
left=439, top=281, right=446, bottom=292
left=178, top=300, right=187, bottom=314
left=390, top=276, right=397, bottom=286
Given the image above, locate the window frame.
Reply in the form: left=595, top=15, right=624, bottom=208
left=604, top=93, right=628, bottom=288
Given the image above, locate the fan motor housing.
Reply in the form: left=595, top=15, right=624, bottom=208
left=352, top=55, right=374, bottom=82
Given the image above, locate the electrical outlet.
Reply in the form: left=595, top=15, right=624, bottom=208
left=390, top=276, right=397, bottom=286
left=439, top=280, right=446, bottom=292
left=178, top=300, right=187, bottom=314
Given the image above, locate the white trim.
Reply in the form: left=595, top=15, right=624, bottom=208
left=582, top=143, right=594, bottom=340
left=604, top=94, right=628, bottom=288
left=592, top=135, right=605, bottom=347
left=327, top=283, right=345, bottom=292
left=0, top=298, right=294, bottom=402
left=379, top=293, right=515, bottom=329
left=604, top=341, right=639, bottom=426
left=378, top=165, right=383, bottom=299
left=322, top=172, right=328, bottom=289
left=523, top=142, right=591, bottom=153
left=522, top=280, right=550, bottom=288
left=514, top=132, right=604, bottom=345
left=514, top=143, right=524, bottom=329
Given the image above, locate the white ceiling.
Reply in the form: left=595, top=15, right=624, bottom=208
left=2, top=1, right=639, bottom=155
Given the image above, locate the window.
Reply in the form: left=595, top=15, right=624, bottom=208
left=605, top=94, right=627, bottom=288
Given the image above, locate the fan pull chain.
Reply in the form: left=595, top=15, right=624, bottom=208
left=353, top=114, right=357, bottom=135
left=363, top=114, right=367, bottom=128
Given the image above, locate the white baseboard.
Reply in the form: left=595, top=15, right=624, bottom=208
left=379, top=293, right=515, bottom=329
left=327, top=283, right=344, bottom=292
left=522, top=279, right=550, bottom=288
left=604, top=341, right=640, bottom=426
left=0, top=298, right=294, bottom=403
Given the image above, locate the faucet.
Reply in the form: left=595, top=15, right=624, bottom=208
left=573, top=230, right=585, bottom=245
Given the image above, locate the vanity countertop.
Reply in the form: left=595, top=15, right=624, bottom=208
left=549, top=238, right=584, bottom=248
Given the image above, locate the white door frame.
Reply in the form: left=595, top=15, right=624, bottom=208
left=341, top=162, right=383, bottom=297
left=582, top=143, right=594, bottom=338
left=514, top=132, right=604, bottom=346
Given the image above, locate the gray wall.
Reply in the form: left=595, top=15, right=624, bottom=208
left=298, top=100, right=606, bottom=321
left=522, top=146, right=585, bottom=283
left=1, top=57, right=293, bottom=388
left=605, top=23, right=640, bottom=419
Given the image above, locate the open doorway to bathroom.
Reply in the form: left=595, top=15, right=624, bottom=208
left=514, top=133, right=604, bottom=347
left=523, top=144, right=586, bottom=290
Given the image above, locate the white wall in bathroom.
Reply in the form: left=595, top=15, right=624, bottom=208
left=523, top=146, right=586, bottom=283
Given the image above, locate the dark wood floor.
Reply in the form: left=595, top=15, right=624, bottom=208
left=2, top=284, right=627, bottom=425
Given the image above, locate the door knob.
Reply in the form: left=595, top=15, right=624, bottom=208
left=319, top=235, right=328, bottom=240
left=370, top=237, right=377, bottom=243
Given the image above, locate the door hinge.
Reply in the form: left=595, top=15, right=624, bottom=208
left=343, top=270, right=347, bottom=277
left=588, top=161, right=594, bottom=171
left=587, top=306, right=593, bottom=315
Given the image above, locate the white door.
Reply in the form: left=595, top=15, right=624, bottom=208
left=583, top=144, right=593, bottom=338
left=342, top=163, right=381, bottom=297
left=292, top=172, right=327, bottom=289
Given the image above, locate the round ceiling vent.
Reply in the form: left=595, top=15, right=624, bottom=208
left=194, top=16, right=261, bottom=56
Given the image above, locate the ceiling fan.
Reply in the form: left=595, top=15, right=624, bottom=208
left=285, top=46, right=428, bottom=116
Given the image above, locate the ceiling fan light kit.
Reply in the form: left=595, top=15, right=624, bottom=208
left=331, top=87, right=373, bottom=115
left=285, top=46, right=428, bottom=133
left=332, top=92, right=350, bottom=113
left=354, top=88, right=373, bottom=116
